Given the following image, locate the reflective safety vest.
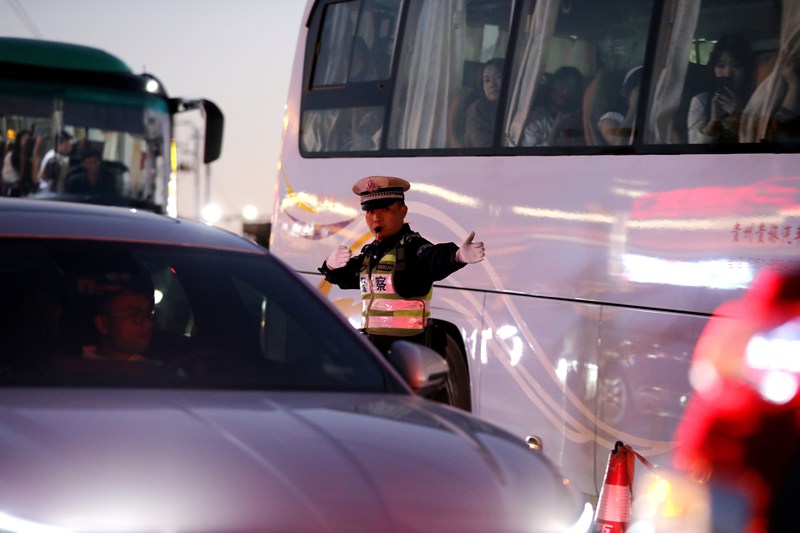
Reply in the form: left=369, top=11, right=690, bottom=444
left=359, top=236, right=432, bottom=336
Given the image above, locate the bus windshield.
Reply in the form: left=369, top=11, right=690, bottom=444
left=0, top=81, right=171, bottom=209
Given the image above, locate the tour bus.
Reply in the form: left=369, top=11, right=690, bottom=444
left=0, top=37, right=222, bottom=214
left=270, top=0, right=800, bottom=497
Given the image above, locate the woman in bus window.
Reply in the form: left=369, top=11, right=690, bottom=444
left=591, top=66, right=642, bottom=146
left=464, top=58, right=504, bottom=148
left=687, top=34, right=756, bottom=144
left=2, top=130, right=41, bottom=197
left=520, top=66, right=585, bottom=147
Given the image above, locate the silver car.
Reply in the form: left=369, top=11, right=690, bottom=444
left=0, top=198, right=591, bottom=533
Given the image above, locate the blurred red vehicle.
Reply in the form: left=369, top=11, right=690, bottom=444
left=672, top=265, right=800, bottom=532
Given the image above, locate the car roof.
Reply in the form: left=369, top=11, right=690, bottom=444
left=0, top=198, right=265, bottom=253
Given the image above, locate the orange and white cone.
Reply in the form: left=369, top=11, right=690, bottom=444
left=594, top=441, right=634, bottom=533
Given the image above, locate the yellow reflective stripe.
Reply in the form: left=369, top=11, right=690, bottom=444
left=368, top=299, right=425, bottom=312
left=362, top=300, right=430, bottom=318
left=366, top=315, right=425, bottom=331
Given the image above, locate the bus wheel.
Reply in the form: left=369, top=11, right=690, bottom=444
left=431, top=331, right=471, bottom=412
left=599, top=366, right=630, bottom=425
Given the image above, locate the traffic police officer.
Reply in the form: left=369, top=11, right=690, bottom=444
left=319, top=175, right=485, bottom=354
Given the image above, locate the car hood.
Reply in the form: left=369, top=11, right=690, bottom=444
left=0, top=389, right=583, bottom=533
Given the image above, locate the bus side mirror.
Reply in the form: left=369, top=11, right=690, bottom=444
left=169, top=97, right=224, bottom=164
left=201, top=99, right=224, bottom=164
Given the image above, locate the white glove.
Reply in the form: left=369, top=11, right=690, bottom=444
left=455, top=231, right=485, bottom=264
left=325, top=245, right=352, bottom=269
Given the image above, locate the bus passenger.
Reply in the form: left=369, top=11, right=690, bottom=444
left=38, top=129, right=73, bottom=192
left=688, top=34, right=756, bottom=144
left=616, top=66, right=642, bottom=145
left=2, top=129, right=42, bottom=196
left=464, top=58, right=504, bottom=148
left=592, top=66, right=641, bottom=146
left=319, top=176, right=485, bottom=355
left=65, top=149, right=117, bottom=195
left=598, top=111, right=625, bottom=145
left=521, top=66, right=584, bottom=147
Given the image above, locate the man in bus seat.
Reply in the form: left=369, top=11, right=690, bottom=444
left=319, top=176, right=485, bottom=355
left=65, top=149, right=117, bottom=195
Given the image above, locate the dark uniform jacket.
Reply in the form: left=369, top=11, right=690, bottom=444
left=319, top=224, right=465, bottom=298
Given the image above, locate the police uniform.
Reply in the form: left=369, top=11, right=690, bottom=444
left=319, top=176, right=467, bottom=353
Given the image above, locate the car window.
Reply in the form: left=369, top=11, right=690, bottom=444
left=0, top=239, right=399, bottom=393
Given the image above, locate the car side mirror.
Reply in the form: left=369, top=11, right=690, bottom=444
left=387, top=340, right=448, bottom=397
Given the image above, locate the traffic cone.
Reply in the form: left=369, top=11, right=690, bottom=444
left=594, top=441, right=634, bottom=533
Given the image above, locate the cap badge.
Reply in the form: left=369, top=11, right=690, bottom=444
left=366, top=179, right=377, bottom=193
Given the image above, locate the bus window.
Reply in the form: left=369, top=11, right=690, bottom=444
left=311, top=2, right=361, bottom=87
left=386, top=0, right=513, bottom=150
left=301, top=0, right=402, bottom=154
left=503, top=0, right=654, bottom=148
left=644, top=0, right=783, bottom=145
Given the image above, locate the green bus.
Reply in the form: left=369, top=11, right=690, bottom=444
left=0, top=37, right=223, bottom=214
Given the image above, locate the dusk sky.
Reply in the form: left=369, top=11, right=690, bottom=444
left=0, top=0, right=308, bottom=229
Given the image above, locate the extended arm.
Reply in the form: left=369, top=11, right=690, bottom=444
left=318, top=245, right=363, bottom=289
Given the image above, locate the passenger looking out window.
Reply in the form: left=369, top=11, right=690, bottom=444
left=688, top=34, right=756, bottom=144
left=586, top=65, right=642, bottom=147
left=521, top=66, right=585, bottom=147
left=464, top=58, right=504, bottom=148
left=65, top=149, right=118, bottom=195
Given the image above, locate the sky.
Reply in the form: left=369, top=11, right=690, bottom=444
left=0, top=0, right=307, bottom=230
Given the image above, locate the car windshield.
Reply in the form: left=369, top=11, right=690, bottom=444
left=0, top=238, right=401, bottom=393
